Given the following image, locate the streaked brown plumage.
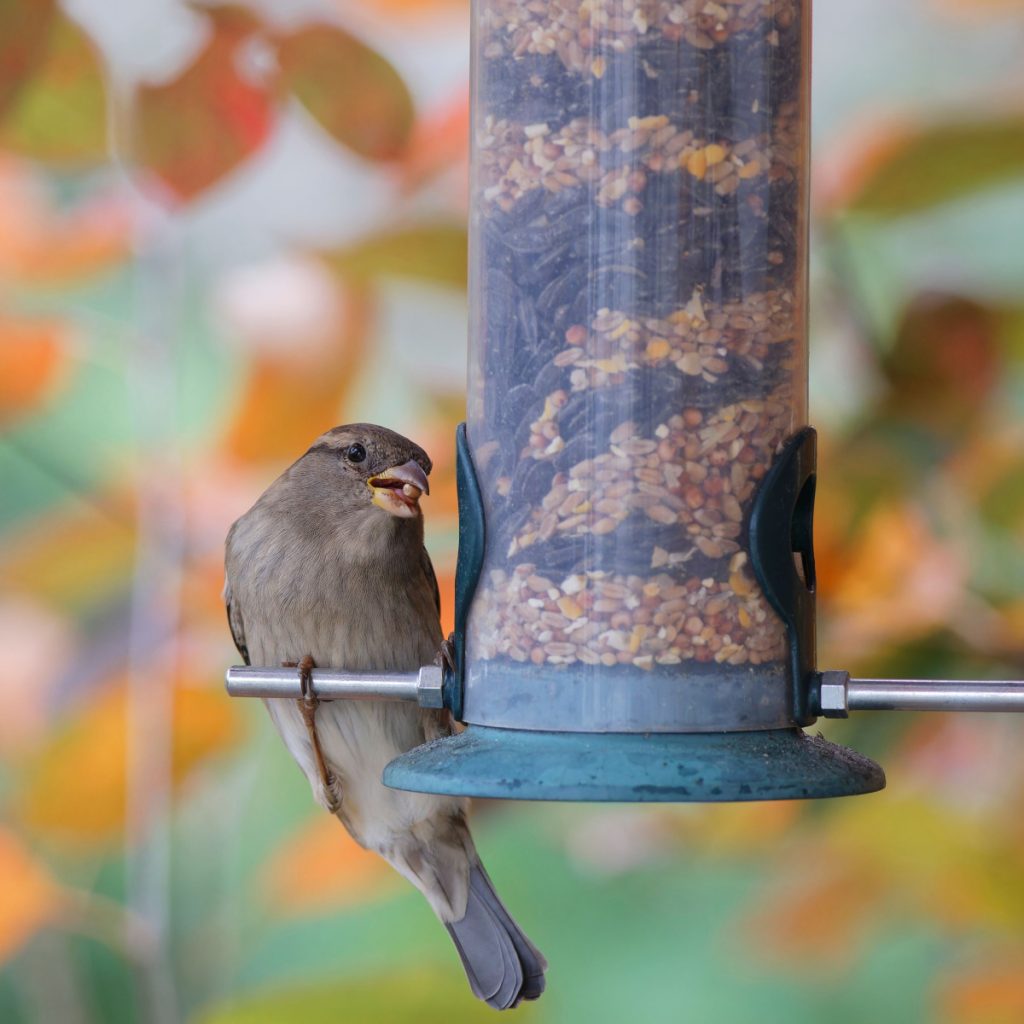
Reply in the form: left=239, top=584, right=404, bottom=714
left=224, top=423, right=546, bottom=1009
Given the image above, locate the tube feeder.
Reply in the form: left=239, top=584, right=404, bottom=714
left=388, top=0, right=875, bottom=800
left=226, top=0, right=1024, bottom=802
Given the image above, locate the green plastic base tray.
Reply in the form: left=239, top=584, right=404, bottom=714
left=383, top=726, right=885, bottom=802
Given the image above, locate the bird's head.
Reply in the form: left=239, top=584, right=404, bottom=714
left=304, top=423, right=432, bottom=520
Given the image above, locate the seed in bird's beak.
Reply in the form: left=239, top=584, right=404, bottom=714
left=368, top=459, right=430, bottom=518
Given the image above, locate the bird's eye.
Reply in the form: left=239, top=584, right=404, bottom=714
left=346, top=443, right=367, bottom=463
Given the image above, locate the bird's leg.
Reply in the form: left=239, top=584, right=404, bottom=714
left=293, top=655, right=342, bottom=815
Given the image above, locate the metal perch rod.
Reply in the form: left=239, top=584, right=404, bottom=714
left=817, top=672, right=1024, bottom=717
left=225, top=665, right=444, bottom=708
left=226, top=665, right=1024, bottom=717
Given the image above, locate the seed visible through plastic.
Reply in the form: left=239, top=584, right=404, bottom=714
left=468, top=0, right=807, bottom=676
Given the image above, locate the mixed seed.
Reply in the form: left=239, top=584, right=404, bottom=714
left=468, top=0, right=806, bottom=678
left=481, top=0, right=800, bottom=70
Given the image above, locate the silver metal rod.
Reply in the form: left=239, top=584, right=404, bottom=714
left=849, top=678, right=1024, bottom=713
left=818, top=671, right=1024, bottom=717
left=225, top=665, right=444, bottom=709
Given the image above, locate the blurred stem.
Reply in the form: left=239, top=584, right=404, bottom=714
left=123, top=204, right=185, bottom=1024
left=13, top=929, right=90, bottom=1024
left=14, top=889, right=170, bottom=1024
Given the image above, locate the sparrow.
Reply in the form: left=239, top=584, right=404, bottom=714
left=224, top=423, right=546, bottom=1010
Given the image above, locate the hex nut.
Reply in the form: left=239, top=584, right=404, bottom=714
left=817, top=671, right=850, bottom=718
left=417, top=664, right=445, bottom=709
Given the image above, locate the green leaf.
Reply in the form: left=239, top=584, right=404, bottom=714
left=324, top=224, right=467, bottom=288
left=980, top=461, right=1024, bottom=531
left=192, top=970, right=544, bottom=1024
left=134, top=6, right=274, bottom=202
left=277, top=25, right=414, bottom=162
left=0, top=9, right=107, bottom=164
left=0, top=0, right=56, bottom=121
left=845, top=116, right=1024, bottom=217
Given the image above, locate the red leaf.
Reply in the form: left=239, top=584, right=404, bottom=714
left=277, top=24, right=414, bottom=162
left=133, top=6, right=274, bottom=203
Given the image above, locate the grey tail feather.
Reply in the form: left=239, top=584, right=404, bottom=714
left=445, top=862, right=547, bottom=1011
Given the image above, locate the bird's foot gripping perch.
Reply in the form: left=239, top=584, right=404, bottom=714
left=292, top=655, right=343, bottom=815
left=437, top=635, right=456, bottom=675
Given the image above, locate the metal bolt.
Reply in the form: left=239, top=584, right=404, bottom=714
left=817, top=670, right=850, bottom=718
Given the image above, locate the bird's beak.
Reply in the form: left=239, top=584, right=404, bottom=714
left=368, top=459, right=430, bottom=518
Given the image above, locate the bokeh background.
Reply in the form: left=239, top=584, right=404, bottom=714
left=2, top=0, right=1024, bottom=1021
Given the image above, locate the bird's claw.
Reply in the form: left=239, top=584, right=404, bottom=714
left=291, top=655, right=342, bottom=816
left=436, top=635, right=457, bottom=675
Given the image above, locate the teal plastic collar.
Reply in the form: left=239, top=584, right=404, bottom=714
left=384, top=726, right=885, bottom=802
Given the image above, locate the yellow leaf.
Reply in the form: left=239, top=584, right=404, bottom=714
left=0, top=10, right=108, bottom=164
left=828, top=791, right=1024, bottom=931
left=0, top=499, right=135, bottom=614
left=18, top=679, right=241, bottom=843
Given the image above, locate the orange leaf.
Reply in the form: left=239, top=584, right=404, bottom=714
left=939, top=956, right=1024, bottom=1024
left=741, top=852, right=883, bottom=970
left=134, top=6, right=274, bottom=203
left=685, top=800, right=802, bottom=854
left=0, top=159, right=132, bottom=284
left=400, top=88, right=469, bottom=195
left=18, top=680, right=241, bottom=843
left=823, top=501, right=967, bottom=655
left=0, top=316, right=72, bottom=422
left=276, top=25, right=414, bottom=162
left=262, top=814, right=398, bottom=915
left=0, top=827, right=63, bottom=964
left=221, top=285, right=373, bottom=464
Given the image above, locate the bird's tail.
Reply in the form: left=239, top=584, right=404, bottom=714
left=445, top=860, right=547, bottom=1011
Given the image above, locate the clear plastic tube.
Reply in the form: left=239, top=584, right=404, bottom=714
left=466, top=0, right=809, bottom=731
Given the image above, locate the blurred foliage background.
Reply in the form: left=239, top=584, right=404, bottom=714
left=1, top=0, right=1023, bottom=1021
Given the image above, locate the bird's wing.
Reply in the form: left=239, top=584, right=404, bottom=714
left=224, top=577, right=251, bottom=666
left=422, top=546, right=442, bottom=619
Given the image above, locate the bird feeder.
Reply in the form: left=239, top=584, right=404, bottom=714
left=227, top=0, right=1024, bottom=801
